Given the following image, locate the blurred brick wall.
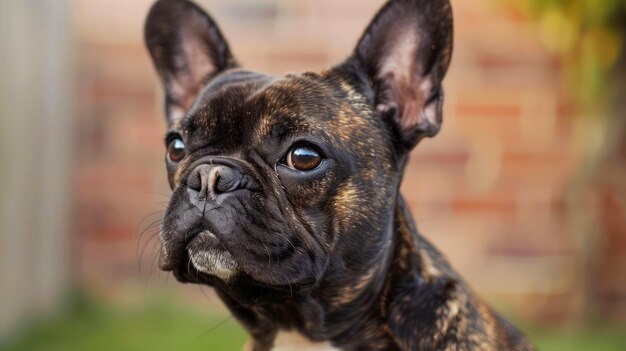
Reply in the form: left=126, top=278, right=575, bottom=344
left=71, top=0, right=620, bottom=321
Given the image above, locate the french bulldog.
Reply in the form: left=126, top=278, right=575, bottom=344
left=144, top=0, right=536, bottom=350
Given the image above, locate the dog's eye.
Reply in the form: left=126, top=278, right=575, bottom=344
left=167, top=138, right=186, bottom=162
left=286, top=145, right=322, bottom=171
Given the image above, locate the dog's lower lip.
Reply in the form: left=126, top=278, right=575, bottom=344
left=186, top=230, right=238, bottom=280
left=187, top=230, right=219, bottom=248
left=159, top=230, right=219, bottom=271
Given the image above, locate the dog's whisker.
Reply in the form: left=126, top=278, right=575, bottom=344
left=198, top=285, right=215, bottom=304
left=187, top=254, right=193, bottom=277
left=136, top=219, right=163, bottom=273
left=148, top=242, right=161, bottom=278
left=139, top=230, right=161, bottom=271
left=191, top=315, right=233, bottom=344
left=136, top=213, right=163, bottom=236
left=135, top=219, right=163, bottom=255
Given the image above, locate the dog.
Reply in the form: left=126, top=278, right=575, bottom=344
left=144, top=0, right=535, bottom=350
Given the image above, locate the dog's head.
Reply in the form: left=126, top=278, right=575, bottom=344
left=145, top=0, right=452, bottom=294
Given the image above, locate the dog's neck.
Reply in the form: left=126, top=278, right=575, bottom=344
left=217, top=196, right=423, bottom=351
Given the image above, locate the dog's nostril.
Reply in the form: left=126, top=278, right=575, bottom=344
left=187, top=166, right=204, bottom=192
left=211, top=167, right=238, bottom=193
left=187, top=164, right=243, bottom=197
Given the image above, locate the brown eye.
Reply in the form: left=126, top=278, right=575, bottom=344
left=286, top=145, right=322, bottom=171
left=167, top=138, right=186, bottom=162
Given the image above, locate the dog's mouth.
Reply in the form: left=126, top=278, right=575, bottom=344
left=186, top=230, right=238, bottom=280
left=158, top=228, right=323, bottom=293
left=159, top=230, right=239, bottom=281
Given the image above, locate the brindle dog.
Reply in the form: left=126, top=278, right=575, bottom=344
left=144, top=0, right=536, bottom=350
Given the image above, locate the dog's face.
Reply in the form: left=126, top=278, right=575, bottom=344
left=145, top=0, right=452, bottom=293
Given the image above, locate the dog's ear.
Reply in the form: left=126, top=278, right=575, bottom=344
left=145, top=0, right=238, bottom=125
left=342, top=0, right=453, bottom=152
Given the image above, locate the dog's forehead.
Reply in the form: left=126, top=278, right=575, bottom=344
left=180, top=70, right=356, bottom=143
left=179, top=69, right=272, bottom=131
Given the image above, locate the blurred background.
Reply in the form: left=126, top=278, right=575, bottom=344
left=1, top=0, right=625, bottom=350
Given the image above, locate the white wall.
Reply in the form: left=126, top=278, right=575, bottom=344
left=0, top=0, right=72, bottom=336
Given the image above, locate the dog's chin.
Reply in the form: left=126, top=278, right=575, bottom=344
left=185, top=230, right=238, bottom=281
left=162, top=229, right=324, bottom=293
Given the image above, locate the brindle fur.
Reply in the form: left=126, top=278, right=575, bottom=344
left=144, top=0, right=536, bottom=350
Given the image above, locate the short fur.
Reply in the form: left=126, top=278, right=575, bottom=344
left=144, top=0, right=536, bottom=350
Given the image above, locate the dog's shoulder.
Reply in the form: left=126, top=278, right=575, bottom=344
left=385, top=200, right=535, bottom=350
left=387, top=241, right=535, bottom=350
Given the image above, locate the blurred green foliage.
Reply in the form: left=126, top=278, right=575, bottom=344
left=1, top=293, right=625, bottom=351
left=506, top=0, right=625, bottom=112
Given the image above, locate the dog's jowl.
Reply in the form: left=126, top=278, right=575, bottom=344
left=144, top=0, right=536, bottom=350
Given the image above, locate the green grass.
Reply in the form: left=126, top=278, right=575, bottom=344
left=1, top=293, right=624, bottom=351
left=528, top=325, right=626, bottom=351
left=0, top=293, right=247, bottom=351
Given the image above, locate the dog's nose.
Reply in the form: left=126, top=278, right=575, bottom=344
left=187, top=164, right=243, bottom=199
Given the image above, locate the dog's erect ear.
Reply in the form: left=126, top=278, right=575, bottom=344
left=343, top=0, right=453, bottom=151
left=145, top=0, right=238, bottom=124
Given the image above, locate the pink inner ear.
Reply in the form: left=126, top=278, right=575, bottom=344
left=164, top=72, right=199, bottom=123
left=379, top=26, right=419, bottom=93
left=377, top=25, right=437, bottom=133
left=180, top=28, right=216, bottom=83
left=164, top=34, right=217, bottom=124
